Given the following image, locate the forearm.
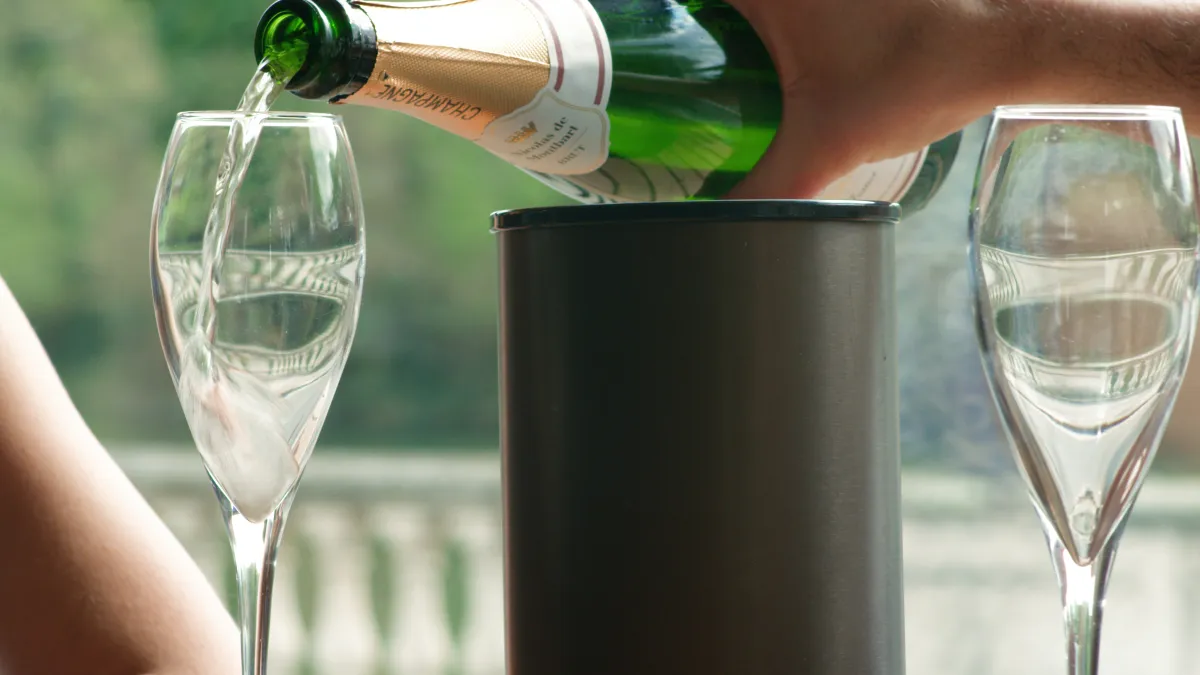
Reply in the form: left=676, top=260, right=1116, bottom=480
left=977, top=1, right=1200, bottom=126
left=0, top=277, right=238, bottom=675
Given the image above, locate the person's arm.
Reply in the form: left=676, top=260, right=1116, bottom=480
left=0, top=276, right=240, bottom=675
left=727, top=0, right=1200, bottom=199
left=971, top=1, right=1200, bottom=120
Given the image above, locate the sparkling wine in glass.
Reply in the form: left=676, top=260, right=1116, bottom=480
left=970, top=105, right=1200, bottom=675
left=150, top=110, right=366, bottom=675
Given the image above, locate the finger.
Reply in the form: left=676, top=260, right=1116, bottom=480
left=724, top=100, right=863, bottom=200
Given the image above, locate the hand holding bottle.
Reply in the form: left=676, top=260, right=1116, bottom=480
left=725, top=0, right=1200, bottom=200
left=253, top=0, right=962, bottom=211
left=253, top=0, right=1200, bottom=207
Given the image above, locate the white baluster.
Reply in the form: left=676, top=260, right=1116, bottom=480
left=448, top=506, right=506, bottom=675
left=154, top=497, right=228, bottom=597
left=266, top=536, right=307, bottom=675
left=303, top=503, right=382, bottom=675
left=1097, top=530, right=1178, bottom=675
left=373, top=504, right=454, bottom=675
left=1170, top=526, right=1200, bottom=671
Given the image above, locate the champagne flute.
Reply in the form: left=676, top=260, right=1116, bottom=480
left=969, top=105, right=1200, bottom=674
left=150, top=111, right=366, bottom=675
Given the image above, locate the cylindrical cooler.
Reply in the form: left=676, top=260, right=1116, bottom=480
left=493, top=200, right=903, bottom=675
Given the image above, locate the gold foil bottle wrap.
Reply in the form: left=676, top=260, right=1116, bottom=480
left=348, top=0, right=552, bottom=140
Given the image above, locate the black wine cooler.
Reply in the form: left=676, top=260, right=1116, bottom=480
left=493, top=200, right=905, bottom=675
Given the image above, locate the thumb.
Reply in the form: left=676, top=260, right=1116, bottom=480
left=724, top=103, right=863, bottom=200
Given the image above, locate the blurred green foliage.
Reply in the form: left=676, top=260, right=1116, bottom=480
left=0, top=0, right=571, bottom=449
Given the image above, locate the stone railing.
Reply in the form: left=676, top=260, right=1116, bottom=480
left=115, top=448, right=1200, bottom=675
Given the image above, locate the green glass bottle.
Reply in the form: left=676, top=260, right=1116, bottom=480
left=254, top=0, right=962, bottom=212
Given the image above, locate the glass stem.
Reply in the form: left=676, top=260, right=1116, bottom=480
left=1048, top=534, right=1118, bottom=675
left=222, top=490, right=297, bottom=675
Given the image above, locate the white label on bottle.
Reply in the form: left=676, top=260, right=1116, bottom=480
left=815, top=147, right=928, bottom=203
left=476, top=0, right=614, bottom=175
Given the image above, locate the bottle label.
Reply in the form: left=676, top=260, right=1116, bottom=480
left=349, top=0, right=613, bottom=176
left=480, top=0, right=613, bottom=175
left=815, top=147, right=929, bottom=203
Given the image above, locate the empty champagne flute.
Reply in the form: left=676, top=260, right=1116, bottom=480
left=150, top=111, right=366, bottom=675
left=970, top=105, right=1200, bottom=674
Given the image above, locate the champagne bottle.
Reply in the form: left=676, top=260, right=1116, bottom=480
left=254, top=0, right=962, bottom=212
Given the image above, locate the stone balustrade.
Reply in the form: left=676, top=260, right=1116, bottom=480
left=116, top=448, right=1200, bottom=675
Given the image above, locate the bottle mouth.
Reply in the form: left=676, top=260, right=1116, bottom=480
left=258, top=9, right=313, bottom=84
left=255, top=0, right=323, bottom=87
left=254, top=0, right=377, bottom=101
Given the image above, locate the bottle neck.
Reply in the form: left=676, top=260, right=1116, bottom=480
left=316, top=0, right=563, bottom=141
left=255, top=0, right=376, bottom=101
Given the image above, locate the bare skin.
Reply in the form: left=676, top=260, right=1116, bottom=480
left=0, top=275, right=240, bottom=675
left=725, top=0, right=1200, bottom=199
